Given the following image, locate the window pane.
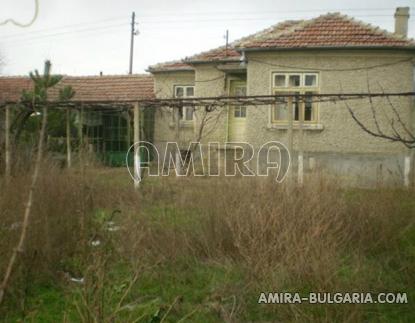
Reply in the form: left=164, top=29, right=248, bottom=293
left=234, top=107, right=241, bottom=118
left=235, top=86, right=247, bottom=96
left=293, top=95, right=300, bottom=120
left=175, top=87, right=184, bottom=98
left=305, top=92, right=314, bottom=121
left=305, top=74, right=317, bottom=87
left=234, top=106, right=246, bottom=118
left=274, top=75, right=286, bottom=87
left=186, top=87, right=194, bottom=97
left=274, top=101, right=288, bottom=121
left=185, top=107, right=193, bottom=120
left=289, top=75, right=301, bottom=87
left=240, top=106, right=247, bottom=118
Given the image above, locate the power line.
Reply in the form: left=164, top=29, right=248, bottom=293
left=134, top=7, right=405, bottom=17
left=0, top=0, right=39, bottom=27
left=0, top=16, right=126, bottom=41
left=0, top=9, right=407, bottom=41
left=0, top=23, right=129, bottom=45
left=248, top=58, right=415, bottom=72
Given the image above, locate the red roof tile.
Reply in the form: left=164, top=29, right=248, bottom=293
left=0, top=77, right=32, bottom=102
left=149, top=13, right=415, bottom=72
left=184, top=20, right=301, bottom=62
left=148, top=20, right=301, bottom=69
left=147, top=61, right=194, bottom=73
left=238, top=13, right=415, bottom=49
left=0, top=74, right=154, bottom=103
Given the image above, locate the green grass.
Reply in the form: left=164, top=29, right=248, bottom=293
left=2, top=171, right=415, bottom=322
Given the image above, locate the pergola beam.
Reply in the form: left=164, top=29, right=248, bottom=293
left=1, top=92, right=413, bottom=111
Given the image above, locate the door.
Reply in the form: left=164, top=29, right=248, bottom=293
left=228, top=80, right=247, bottom=142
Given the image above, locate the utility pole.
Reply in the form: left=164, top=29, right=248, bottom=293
left=129, top=12, right=138, bottom=74
left=224, top=29, right=229, bottom=56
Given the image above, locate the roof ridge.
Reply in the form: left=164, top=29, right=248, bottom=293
left=234, top=19, right=304, bottom=49
left=238, top=11, right=415, bottom=49
left=340, top=12, right=415, bottom=43
left=148, top=59, right=193, bottom=72
left=183, top=19, right=303, bottom=63
left=63, top=73, right=152, bottom=78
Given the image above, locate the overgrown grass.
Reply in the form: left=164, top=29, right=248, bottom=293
left=0, top=161, right=414, bottom=322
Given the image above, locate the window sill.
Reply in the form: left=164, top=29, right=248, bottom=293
left=267, top=123, right=324, bottom=131
left=180, top=121, right=194, bottom=128
left=169, top=121, right=194, bottom=128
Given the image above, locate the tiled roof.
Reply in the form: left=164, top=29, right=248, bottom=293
left=0, top=77, right=32, bottom=102
left=149, top=12, right=415, bottom=72
left=148, top=21, right=301, bottom=70
left=184, top=20, right=301, bottom=63
left=147, top=60, right=194, bottom=73
left=0, top=74, right=154, bottom=103
left=184, top=47, right=241, bottom=63
left=238, top=13, right=415, bottom=49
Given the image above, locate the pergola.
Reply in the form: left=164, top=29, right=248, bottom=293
left=2, top=91, right=415, bottom=188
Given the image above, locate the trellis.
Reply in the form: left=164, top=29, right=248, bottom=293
left=2, top=91, right=415, bottom=188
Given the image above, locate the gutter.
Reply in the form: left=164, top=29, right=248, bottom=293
left=235, top=46, right=415, bottom=53
left=183, top=58, right=241, bottom=65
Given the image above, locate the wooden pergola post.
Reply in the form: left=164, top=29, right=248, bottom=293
left=298, top=100, right=304, bottom=186
left=287, top=97, right=293, bottom=181
left=66, top=108, right=71, bottom=168
left=78, top=104, right=84, bottom=167
left=4, top=105, right=11, bottom=178
left=175, top=107, right=181, bottom=176
left=133, top=102, right=140, bottom=189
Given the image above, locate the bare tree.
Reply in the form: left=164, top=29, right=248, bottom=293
left=344, top=93, right=414, bottom=149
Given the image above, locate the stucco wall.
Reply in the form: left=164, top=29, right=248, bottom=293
left=151, top=50, right=415, bottom=184
left=153, top=66, right=230, bottom=149
left=246, top=50, right=414, bottom=154
left=153, top=71, right=195, bottom=148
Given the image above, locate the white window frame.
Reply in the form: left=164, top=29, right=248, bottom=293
left=271, top=72, right=319, bottom=124
left=174, top=85, right=195, bottom=121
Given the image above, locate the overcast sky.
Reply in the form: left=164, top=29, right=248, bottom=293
left=0, top=0, right=414, bottom=76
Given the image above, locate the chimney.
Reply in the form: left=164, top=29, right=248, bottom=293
left=394, top=7, right=409, bottom=37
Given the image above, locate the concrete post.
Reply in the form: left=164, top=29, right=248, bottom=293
left=287, top=97, right=293, bottom=181
left=298, top=100, right=304, bottom=186
left=133, top=102, right=140, bottom=189
left=175, top=107, right=181, bottom=176
left=5, top=105, right=10, bottom=178
left=66, top=108, right=72, bottom=168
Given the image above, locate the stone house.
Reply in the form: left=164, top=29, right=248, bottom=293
left=148, top=8, right=415, bottom=186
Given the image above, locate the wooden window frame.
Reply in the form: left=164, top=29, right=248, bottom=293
left=173, top=85, right=195, bottom=122
left=271, top=72, right=319, bottom=124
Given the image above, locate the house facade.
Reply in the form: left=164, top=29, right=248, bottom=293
left=148, top=8, right=415, bottom=186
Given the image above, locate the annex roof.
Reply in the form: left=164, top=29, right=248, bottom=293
left=0, top=74, right=154, bottom=103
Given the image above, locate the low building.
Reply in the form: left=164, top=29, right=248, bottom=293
left=148, top=8, right=415, bottom=186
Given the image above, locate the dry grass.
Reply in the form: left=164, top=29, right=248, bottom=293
left=0, top=160, right=414, bottom=321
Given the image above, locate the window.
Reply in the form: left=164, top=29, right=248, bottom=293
left=232, top=85, right=247, bottom=118
left=174, top=85, right=195, bottom=121
left=272, top=73, right=319, bottom=123
left=234, top=106, right=247, bottom=118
